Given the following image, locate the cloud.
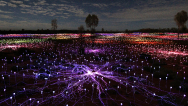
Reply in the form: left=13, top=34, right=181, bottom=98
left=11, top=0, right=23, bottom=4
left=56, top=4, right=87, bottom=17
left=82, top=3, right=89, bottom=5
left=36, top=10, right=47, bottom=14
left=60, top=0, right=69, bottom=3
left=0, top=1, right=7, bottom=6
left=58, top=16, right=69, bottom=18
left=102, top=3, right=188, bottom=23
left=146, top=0, right=186, bottom=6
left=109, top=2, right=121, bottom=7
left=33, top=0, right=49, bottom=6
left=83, top=3, right=108, bottom=9
left=96, top=1, right=188, bottom=30
left=66, top=7, right=86, bottom=17
left=19, top=2, right=87, bottom=18
left=92, top=3, right=108, bottom=8
left=19, top=4, right=31, bottom=8
left=0, top=14, right=13, bottom=19
left=8, top=3, right=17, bottom=7
left=0, top=9, right=12, bottom=13
left=3, top=0, right=186, bottom=31
left=0, top=20, right=50, bottom=30
left=21, top=5, right=50, bottom=15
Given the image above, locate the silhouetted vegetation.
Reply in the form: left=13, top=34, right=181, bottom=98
left=102, top=28, right=104, bottom=32
left=0, top=27, right=187, bottom=34
left=85, top=14, right=99, bottom=32
left=85, top=14, right=99, bottom=47
left=51, top=19, right=57, bottom=30
left=0, top=29, right=79, bottom=34
left=174, top=10, right=188, bottom=38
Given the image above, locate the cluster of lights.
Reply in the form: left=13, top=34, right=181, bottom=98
left=0, top=33, right=187, bottom=106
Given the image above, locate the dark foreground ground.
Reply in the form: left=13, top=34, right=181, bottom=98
left=0, top=38, right=188, bottom=106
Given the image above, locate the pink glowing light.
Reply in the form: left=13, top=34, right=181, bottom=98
left=88, top=49, right=100, bottom=53
left=144, top=48, right=188, bottom=58
left=85, top=48, right=105, bottom=54
left=158, top=50, right=188, bottom=56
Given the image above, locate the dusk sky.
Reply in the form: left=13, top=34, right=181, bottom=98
left=0, top=0, right=188, bottom=31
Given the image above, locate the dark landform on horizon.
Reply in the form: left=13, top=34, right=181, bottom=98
left=0, top=28, right=187, bottom=34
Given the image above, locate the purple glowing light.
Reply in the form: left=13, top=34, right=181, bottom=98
left=85, top=48, right=104, bottom=54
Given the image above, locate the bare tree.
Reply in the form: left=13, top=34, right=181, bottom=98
left=51, top=19, right=57, bottom=30
left=174, top=10, right=188, bottom=38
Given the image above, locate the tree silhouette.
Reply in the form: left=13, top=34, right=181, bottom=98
left=174, top=10, right=188, bottom=38
left=51, top=19, right=57, bottom=30
left=78, top=25, right=84, bottom=34
left=78, top=25, right=84, bottom=41
left=85, top=14, right=99, bottom=33
left=85, top=14, right=99, bottom=47
left=102, top=28, right=104, bottom=32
